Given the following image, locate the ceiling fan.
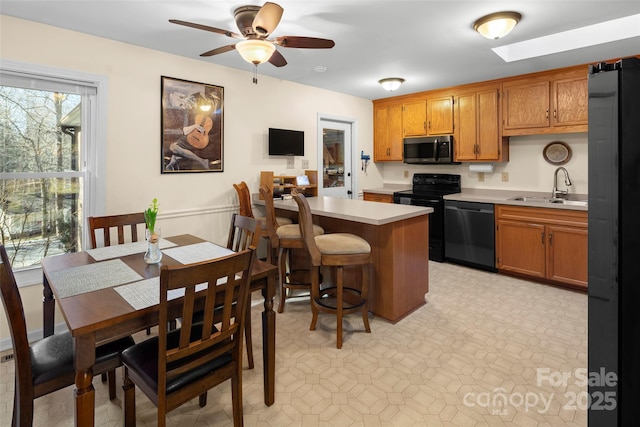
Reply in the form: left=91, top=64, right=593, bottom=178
left=169, top=2, right=335, bottom=68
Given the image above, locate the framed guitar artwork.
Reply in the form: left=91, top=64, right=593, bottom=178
left=161, top=76, right=224, bottom=173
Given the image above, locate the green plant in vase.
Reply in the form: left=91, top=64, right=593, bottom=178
left=144, top=198, right=159, bottom=243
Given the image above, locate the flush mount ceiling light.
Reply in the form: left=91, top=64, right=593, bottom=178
left=474, top=11, right=521, bottom=40
left=235, top=39, right=276, bottom=65
left=378, top=77, right=405, bottom=91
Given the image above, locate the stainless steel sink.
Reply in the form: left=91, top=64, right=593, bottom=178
left=508, top=196, right=547, bottom=202
left=508, top=196, right=588, bottom=207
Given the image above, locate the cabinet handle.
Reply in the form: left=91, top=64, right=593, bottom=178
left=541, top=232, right=545, bottom=244
left=546, top=109, right=549, bottom=119
left=549, top=233, right=553, bottom=245
left=553, top=109, right=557, bottom=118
left=428, top=120, right=431, bottom=130
left=424, top=121, right=427, bottom=131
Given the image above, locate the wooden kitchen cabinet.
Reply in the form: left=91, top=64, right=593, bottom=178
left=454, top=85, right=508, bottom=162
left=403, top=96, right=454, bottom=137
left=427, top=95, right=454, bottom=135
left=502, top=66, right=588, bottom=136
left=402, top=100, right=426, bottom=136
left=373, top=102, right=403, bottom=161
left=363, top=192, right=394, bottom=203
left=495, top=205, right=588, bottom=289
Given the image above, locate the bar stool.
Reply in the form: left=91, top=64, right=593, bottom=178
left=234, top=181, right=292, bottom=260
left=291, top=191, right=372, bottom=348
left=259, top=185, right=324, bottom=312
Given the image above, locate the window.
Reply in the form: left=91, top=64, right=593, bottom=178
left=0, top=61, right=106, bottom=285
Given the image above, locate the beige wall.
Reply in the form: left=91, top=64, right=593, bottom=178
left=0, top=15, right=379, bottom=344
left=381, top=133, right=588, bottom=195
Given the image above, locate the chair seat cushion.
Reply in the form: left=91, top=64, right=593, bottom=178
left=30, top=331, right=134, bottom=385
left=315, top=233, right=371, bottom=255
left=277, top=224, right=324, bottom=239
left=255, top=215, right=293, bottom=229
left=121, top=324, right=232, bottom=395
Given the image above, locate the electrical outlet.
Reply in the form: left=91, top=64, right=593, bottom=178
left=502, top=172, right=509, bottom=182
left=286, top=158, right=294, bottom=169
left=478, top=172, right=485, bottom=182
left=404, top=170, right=409, bottom=178
left=301, top=159, right=309, bottom=169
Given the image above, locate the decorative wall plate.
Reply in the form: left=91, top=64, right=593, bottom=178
left=543, top=141, right=572, bottom=165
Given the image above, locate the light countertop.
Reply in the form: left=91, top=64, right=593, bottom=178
left=444, top=188, right=588, bottom=211
left=254, top=195, right=432, bottom=226
left=361, top=183, right=411, bottom=195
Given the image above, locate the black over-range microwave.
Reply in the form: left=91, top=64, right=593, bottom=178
left=403, top=135, right=459, bottom=164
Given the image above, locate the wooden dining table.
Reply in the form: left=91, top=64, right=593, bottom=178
left=40, top=234, right=277, bottom=427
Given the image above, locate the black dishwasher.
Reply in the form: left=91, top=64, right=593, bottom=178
left=444, top=200, right=496, bottom=271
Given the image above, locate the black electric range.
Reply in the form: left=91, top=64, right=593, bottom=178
left=393, top=173, right=461, bottom=262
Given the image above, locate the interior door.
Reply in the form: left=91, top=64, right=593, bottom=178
left=318, top=119, right=352, bottom=198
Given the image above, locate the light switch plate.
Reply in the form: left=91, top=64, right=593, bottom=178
left=502, top=172, right=509, bottom=182
left=478, top=172, right=485, bottom=182
left=286, top=158, right=294, bottom=169
left=302, top=159, right=309, bottom=169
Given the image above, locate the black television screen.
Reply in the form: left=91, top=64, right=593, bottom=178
left=268, top=128, right=304, bottom=156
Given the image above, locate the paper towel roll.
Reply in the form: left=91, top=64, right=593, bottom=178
left=469, top=163, right=494, bottom=173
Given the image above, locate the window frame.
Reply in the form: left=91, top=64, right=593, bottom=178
left=0, top=59, right=107, bottom=288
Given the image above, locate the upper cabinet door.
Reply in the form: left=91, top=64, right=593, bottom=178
left=427, top=96, right=454, bottom=135
left=502, top=80, right=550, bottom=130
left=403, top=100, right=427, bottom=136
left=552, top=77, right=588, bottom=127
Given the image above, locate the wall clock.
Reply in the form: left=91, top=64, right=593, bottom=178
left=543, top=141, right=572, bottom=165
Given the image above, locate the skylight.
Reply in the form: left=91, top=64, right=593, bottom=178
left=492, top=14, right=640, bottom=62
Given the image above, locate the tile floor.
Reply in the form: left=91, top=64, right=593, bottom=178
left=0, top=261, right=588, bottom=426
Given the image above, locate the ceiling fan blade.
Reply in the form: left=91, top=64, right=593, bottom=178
left=268, top=49, right=287, bottom=67
left=252, top=2, right=284, bottom=36
left=200, top=44, right=237, bottom=57
left=169, top=19, right=243, bottom=39
left=273, top=36, right=335, bottom=49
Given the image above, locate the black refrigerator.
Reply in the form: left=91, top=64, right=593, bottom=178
left=588, top=57, right=640, bottom=426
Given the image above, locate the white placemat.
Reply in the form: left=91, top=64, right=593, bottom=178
left=86, top=239, right=177, bottom=261
left=115, top=277, right=226, bottom=310
left=162, top=242, right=235, bottom=265
left=49, top=259, right=144, bottom=298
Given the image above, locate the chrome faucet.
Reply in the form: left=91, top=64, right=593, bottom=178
left=552, top=167, right=572, bottom=199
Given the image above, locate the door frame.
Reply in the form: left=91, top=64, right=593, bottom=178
left=317, top=113, right=358, bottom=198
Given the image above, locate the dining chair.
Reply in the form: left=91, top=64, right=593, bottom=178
left=189, top=213, right=261, bottom=369
left=233, top=181, right=293, bottom=260
left=88, top=212, right=146, bottom=249
left=121, top=248, right=256, bottom=427
left=259, top=185, right=324, bottom=313
left=291, top=191, right=372, bottom=349
left=0, top=245, right=135, bottom=427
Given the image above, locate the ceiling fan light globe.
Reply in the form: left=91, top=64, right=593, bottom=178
left=474, top=11, right=521, bottom=40
left=236, top=39, right=276, bottom=65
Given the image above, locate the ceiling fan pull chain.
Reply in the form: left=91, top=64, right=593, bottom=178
left=253, top=64, right=259, bottom=84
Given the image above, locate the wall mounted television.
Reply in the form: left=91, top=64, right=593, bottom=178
left=268, top=128, right=304, bottom=156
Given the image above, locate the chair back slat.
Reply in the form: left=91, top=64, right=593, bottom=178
left=291, top=191, right=322, bottom=266
left=226, top=213, right=260, bottom=252
left=157, top=248, right=255, bottom=399
left=88, top=213, right=146, bottom=249
left=259, top=185, right=280, bottom=248
left=233, top=181, right=254, bottom=218
left=0, top=246, right=33, bottom=392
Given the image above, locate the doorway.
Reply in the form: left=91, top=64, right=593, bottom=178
left=317, top=115, right=356, bottom=198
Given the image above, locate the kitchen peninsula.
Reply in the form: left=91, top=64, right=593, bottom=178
left=254, top=196, right=432, bottom=323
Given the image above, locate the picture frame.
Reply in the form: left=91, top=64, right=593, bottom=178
left=161, top=76, right=224, bottom=173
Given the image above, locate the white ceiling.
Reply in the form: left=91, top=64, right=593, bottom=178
left=1, top=1, right=639, bottom=100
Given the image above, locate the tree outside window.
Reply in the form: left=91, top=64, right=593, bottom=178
left=0, top=86, right=83, bottom=269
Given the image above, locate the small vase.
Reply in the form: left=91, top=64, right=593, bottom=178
left=144, top=228, right=163, bottom=264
